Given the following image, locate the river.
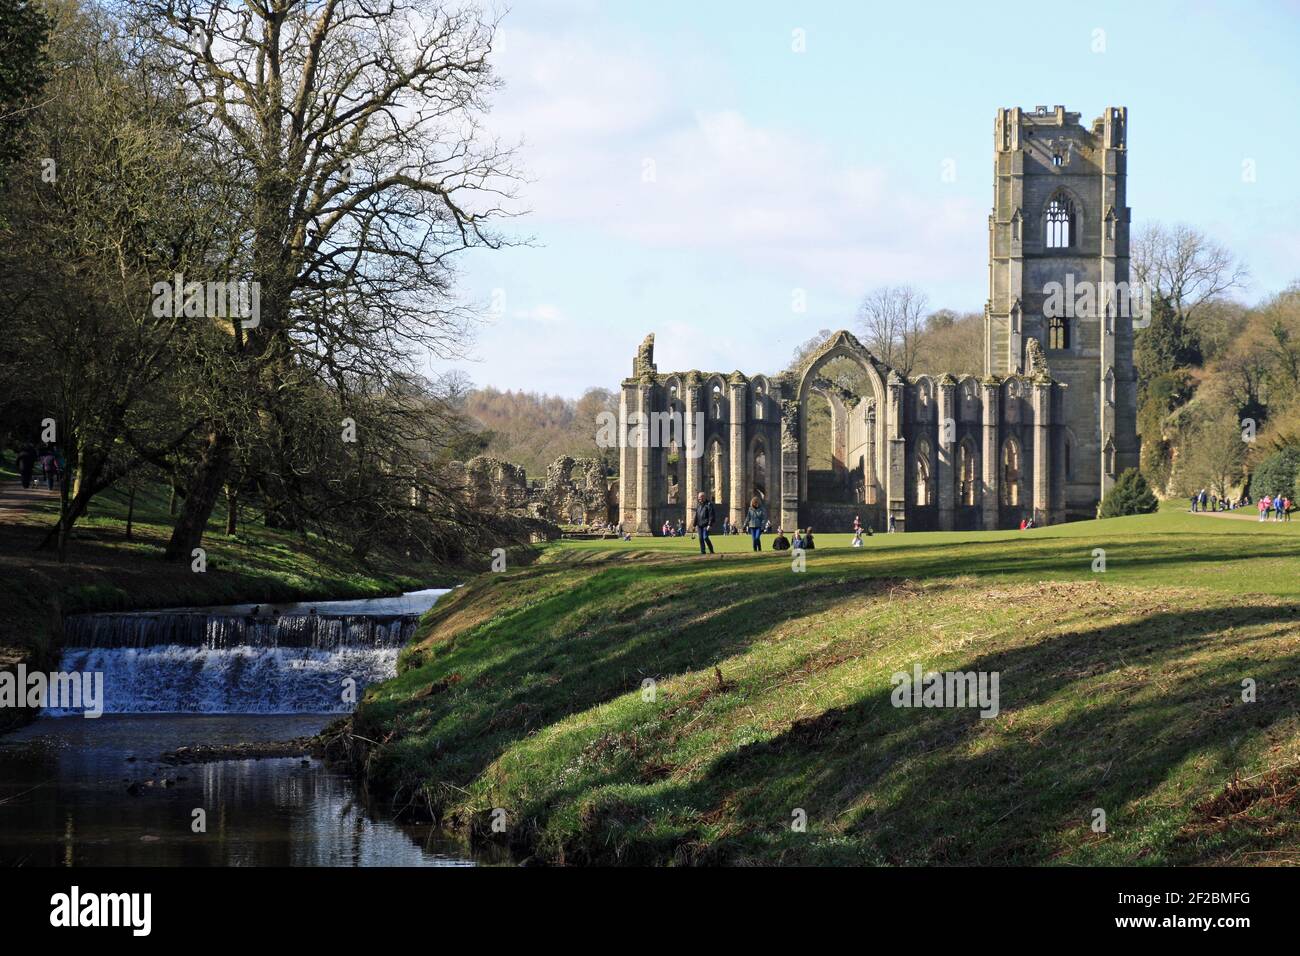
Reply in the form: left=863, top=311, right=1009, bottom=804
left=0, top=589, right=485, bottom=867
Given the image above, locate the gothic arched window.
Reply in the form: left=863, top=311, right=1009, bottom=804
left=915, top=441, right=932, bottom=507
left=708, top=439, right=725, bottom=503
left=1044, top=193, right=1074, bottom=249
left=958, top=439, right=978, bottom=506
left=752, top=441, right=768, bottom=498
left=1001, top=439, right=1021, bottom=506
left=1049, top=315, right=1069, bottom=350
left=664, top=438, right=683, bottom=505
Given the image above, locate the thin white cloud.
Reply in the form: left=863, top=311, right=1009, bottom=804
left=511, top=303, right=565, bottom=324
left=489, top=30, right=982, bottom=297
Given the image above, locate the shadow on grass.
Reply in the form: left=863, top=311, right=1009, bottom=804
left=356, top=556, right=942, bottom=805
left=541, top=600, right=1300, bottom=865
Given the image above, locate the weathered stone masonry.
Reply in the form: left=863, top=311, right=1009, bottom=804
left=618, top=330, right=1067, bottom=533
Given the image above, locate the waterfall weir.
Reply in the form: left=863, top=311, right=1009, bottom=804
left=49, top=589, right=448, bottom=715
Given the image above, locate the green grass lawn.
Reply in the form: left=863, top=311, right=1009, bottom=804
left=343, top=507, right=1300, bottom=865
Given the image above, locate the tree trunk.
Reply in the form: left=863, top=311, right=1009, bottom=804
left=57, top=470, right=71, bottom=563
left=125, top=483, right=136, bottom=540
left=41, top=451, right=107, bottom=555
left=225, top=484, right=238, bottom=536
left=72, top=459, right=86, bottom=517
left=164, top=430, right=232, bottom=562
left=169, top=475, right=177, bottom=515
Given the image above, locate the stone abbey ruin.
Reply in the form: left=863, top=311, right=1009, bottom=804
left=616, top=105, right=1140, bottom=534
left=452, top=105, right=1140, bottom=534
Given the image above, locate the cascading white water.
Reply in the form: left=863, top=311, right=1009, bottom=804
left=49, top=598, right=438, bottom=715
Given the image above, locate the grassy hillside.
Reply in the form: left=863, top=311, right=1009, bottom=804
left=343, top=507, right=1300, bottom=865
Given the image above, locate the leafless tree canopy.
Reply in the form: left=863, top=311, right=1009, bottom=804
left=856, top=285, right=929, bottom=377
left=124, top=0, right=522, bottom=376
left=106, top=0, right=528, bottom=557
left=1132, top=222, right=1248, bottom=323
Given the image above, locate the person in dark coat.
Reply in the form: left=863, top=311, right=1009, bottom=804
left=16, top=444, right=36, bottom=489
left=694, top=492, right=715, bottom=555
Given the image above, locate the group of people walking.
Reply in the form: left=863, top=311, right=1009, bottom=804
left=1188, top=487, right=1292, bottom=520
left=693, top=493, right=772, bottom=554
left=13, top=443, right=65, bottom=491
left=688, top=493, right=851, bottom=555
left=1190, top=488, right=1248, bottom=513
left=1258, top=494, right=1292, bottom=522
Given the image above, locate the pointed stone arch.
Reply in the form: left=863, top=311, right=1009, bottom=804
left=1063, top=425, right=1078, bottom=483
left=750, top=374, right=770, bottom=421
left=705, top=374, right=727, bottom=422
left=914, top=437, right=933, bottom=506
left=1000, top=435, right=1024, bottom=508
left=1042, top=185, right=1086, bottom=250
left=748, top=432, right=770, bottom=501
left=957, top=436, right=980, bottom=507
left=788, top=330, right=892, bottom=531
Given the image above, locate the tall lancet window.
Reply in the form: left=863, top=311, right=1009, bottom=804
left=1049, top=316, right=1069, bottom=350
left=1044, top=193, right=1074, bottom=249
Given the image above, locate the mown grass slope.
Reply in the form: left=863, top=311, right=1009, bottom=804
left=348, top=508, right=1300, bottom=865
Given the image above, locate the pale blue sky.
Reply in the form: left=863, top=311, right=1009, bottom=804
left=437, top=0, right=1300, bottom=396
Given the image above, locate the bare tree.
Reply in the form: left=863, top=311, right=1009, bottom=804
left=1132, top=223, right=1248, bottom=323
left=856, top=285, right=929, bottom=377
left=120, top=0, right=522, bottom=559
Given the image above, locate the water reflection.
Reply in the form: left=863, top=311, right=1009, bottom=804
left=0, top=715, right=477, bottom=867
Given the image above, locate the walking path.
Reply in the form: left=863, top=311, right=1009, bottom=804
left=0, top=481, right=57, bottom=525
left=1190, top=508, right=1292, bottom=523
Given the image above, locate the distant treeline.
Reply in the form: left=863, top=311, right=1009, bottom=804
left=458, top=387, right=618, bottom=478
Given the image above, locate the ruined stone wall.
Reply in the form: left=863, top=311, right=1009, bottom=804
left=447, top=454, right=615, bottom=526
left=538, top=455, right=614, bottom=525
left=446, top=455, right=530, bottom=512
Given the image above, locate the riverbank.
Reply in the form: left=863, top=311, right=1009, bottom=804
left=0, top=467, right=464, bottom=731
left=336, top=510, right=1300, bottom=865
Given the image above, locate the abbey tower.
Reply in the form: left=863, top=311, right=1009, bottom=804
left=986, top=105, right=1140, bottom=515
